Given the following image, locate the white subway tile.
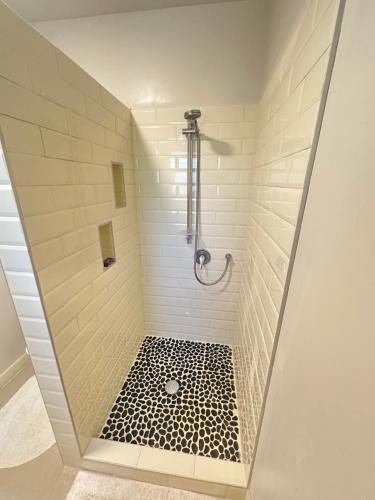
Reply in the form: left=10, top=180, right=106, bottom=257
left=131, top=108, right=156, bottom=124
left=281, top=102, right=319, bottom=156
left=219, top=122, right=255, bottom=139
left=291, top=0, right=337, bottom=90
left=29, top=63, right=86, bottom=116
left=0, top=151, right=10, bottom=182
left=201, top=105, right=245, bottom=123
left=0, top=216, right=25, bottom=244
left=85, top=96, right=116, bottom=130
left=56, top=50, right=101, bottom=102
left=101, top=87, right=128, bottom=121
left=23, top=210, right=77, bottom=245
left=156, top=107, right=186, bottom=124
left=19, top=317, right=49, bottom=340
left=0, top=75, right=67, bottom=133
left=9, top=153, right=79, bottom=186
left=157, top=140, right=186, bottom=156
left=0, top=185, right=18, bottom=215
left=66, top=110, right=105, bottom=145
left=46, top=404, right=72, bottom=421
left=36, top=374, right=64, bottom=393
left=42, top=129, right=92, bottom=163
left=0, top=114, right=44, bottom=156
left=26, top=338, right=54, bottom=358
left=13, top=295, right=44, bottom=318
left=5, top=271, right=38, bottom=295
left=301, top=48, right=330, bottom=111
left=40, top=388, right=67, bottom=408
left=0, top=245, right=32, bottom=271
left=136, top=125, right=177, bottom=141
left=16, top=186, right=54, bottom=216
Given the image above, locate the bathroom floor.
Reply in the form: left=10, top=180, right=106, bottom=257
left=100, top=336, right=241, bottom=462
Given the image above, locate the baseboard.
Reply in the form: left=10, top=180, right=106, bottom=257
left=0, top=353, right=33, bottom=407
left=0, top=352, right=30, bottom=389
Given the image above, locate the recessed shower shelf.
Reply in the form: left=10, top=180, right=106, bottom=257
left=83, top=438, right=249, bottom=498
left=98, top=222, right=116, bottom=270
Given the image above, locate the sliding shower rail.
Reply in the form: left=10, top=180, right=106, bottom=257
left=182, top=109, right=232, bottom=286
left=183, top=125, right=195, bottom=244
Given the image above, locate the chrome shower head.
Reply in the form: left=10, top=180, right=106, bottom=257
left=182, top=109, right=201, bottom=136
left=184, top=109, right=201, bottom=121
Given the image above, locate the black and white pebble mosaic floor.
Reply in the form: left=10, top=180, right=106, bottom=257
left=99, top=336, right=241, bottom=462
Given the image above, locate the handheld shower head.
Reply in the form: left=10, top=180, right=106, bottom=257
left=182, top=109, right=201, bottom=136
left=184, top=109, right=201, bottom=121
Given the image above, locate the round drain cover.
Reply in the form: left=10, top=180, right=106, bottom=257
left=165, top=379, right=179, bottom=395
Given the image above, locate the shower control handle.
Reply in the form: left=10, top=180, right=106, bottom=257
left=199, top=255, right=205, bottom=270
left=195, top=249, right=211, bottom=270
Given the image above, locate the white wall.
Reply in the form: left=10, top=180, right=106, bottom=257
left=250, top=0, right=375, bottom=498
left=34, top=0, right=266, bottom=108
left=0, top=262, right=25, bottom=379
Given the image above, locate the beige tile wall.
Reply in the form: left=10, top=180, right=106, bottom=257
left=132, top=105, right=256, bottom=344
left=235, top=0, right=340, bottom=464
left=0, top=2, right=144, bottom=452
left=0, top=142, right=82, bottom=466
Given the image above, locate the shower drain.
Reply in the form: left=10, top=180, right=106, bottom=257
left=164, top=379, right=179, bottom=395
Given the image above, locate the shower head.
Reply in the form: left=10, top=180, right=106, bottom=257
left=184, top=109, right=201, bottom=121
left=182, top=109, right=201, bottom=136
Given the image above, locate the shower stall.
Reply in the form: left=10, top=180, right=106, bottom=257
left=98, top=108, right=240, bottom=463
left=0, top=0, right=344, bottom=497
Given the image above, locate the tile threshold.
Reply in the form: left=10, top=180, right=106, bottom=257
left=83, top=438, right=249, bottom=498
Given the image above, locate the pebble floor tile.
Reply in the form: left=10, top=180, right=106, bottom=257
left=100, top=336, right=241, bottom=462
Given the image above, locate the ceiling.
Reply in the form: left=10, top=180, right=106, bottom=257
left=4, top=0, right=241, bottom=22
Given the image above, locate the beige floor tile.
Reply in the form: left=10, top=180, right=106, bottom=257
left=167, top=488, right=219, bottom=499
left=66, top=470, right=169, bottom=499
left=169, top=475, right=227, bottom=498
left=0, top=444, right=74, bottom=500
left=49, top=465, right=79, bottom=500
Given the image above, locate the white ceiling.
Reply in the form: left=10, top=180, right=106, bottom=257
left=4, top=0, right=241, bottom=22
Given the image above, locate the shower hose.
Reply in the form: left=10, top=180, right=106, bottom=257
left=193, top=134, right=232, bottom=286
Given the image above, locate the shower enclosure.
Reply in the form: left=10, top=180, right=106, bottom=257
left=0, top=0, right=344, bottom=497
left=97, top=108, right=240, bottom=462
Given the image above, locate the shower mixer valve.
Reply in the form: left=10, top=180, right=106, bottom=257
left=195, top=249, right=211, bottom=270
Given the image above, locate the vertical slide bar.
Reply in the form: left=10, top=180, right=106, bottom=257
left=186, top=133, right=193, bottom=244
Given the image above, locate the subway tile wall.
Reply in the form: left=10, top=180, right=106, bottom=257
left=0, top=145, right=82, bottom=466
left=132, top=105, right=256, bottom=344
left=235, top=0, right=340, bottom=464
left=0, top=1, right=144, bottom=458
